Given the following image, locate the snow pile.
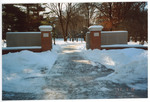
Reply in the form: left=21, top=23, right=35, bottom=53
left=88, top=25, right=103, bottom=31
left=2, top=46, right=41, bottom=50
left=102, top=31, right=128, bottom=33
left=2, top=40, right=7, bottom=47
left=101, top=44, right=147, bottom=48
left=52, top=44, right=62, bottom=53
left=128, top=41, right=148, bottom=46
left=2, top=50, right=58, bottom=93
left=83, top=48, right=148, bottom=90
left=39, top=25, right=52, bottom=31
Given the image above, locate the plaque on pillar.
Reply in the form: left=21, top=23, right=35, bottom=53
left=94, top=32, right=99, bottom=37
left=39, top=25, right=52, bottom=51
left=43, top=33, right=49, bottom=37
left=88, top=25, right=103, bottom=50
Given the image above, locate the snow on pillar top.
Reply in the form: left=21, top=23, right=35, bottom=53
left=88, top=25, right=103, bottom=31
left=39, top=25, right=52, bottom=31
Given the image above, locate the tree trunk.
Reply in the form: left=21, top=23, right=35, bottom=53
left=65, top=18, right=69, bottom=41
left=58, top=3, right=66, bottom=41
left=109, top=3, right=113, bottom=31
left=86, top=3, right=90, bottom=27
left=63, top=36, right=67, bottom=41
left=26, top=5, right=29, bottom=31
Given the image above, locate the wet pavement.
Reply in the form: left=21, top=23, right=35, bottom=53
left=2, top=43, right=147, bottom=100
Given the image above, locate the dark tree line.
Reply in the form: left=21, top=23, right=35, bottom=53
left=2, top=5, right=26, bottom=39
left=2, top=4, right=45, bottom=39
left=2, top=2, right=148, bottom=43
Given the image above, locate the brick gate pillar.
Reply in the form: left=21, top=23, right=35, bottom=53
left=88, top=25, right=103, bottom=50
left=39, top=25, right=52, bottom=51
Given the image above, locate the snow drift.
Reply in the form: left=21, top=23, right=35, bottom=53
left=2, top=50, right=58, bottom=93
left=82, top=48, right=148, bottom=90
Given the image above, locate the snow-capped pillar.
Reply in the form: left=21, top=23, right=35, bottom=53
left=39, top=25, right=52, bottom=51
left=88, top=25, right=103, bottom=50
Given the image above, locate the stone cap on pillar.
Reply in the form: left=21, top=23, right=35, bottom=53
left=88, top=25, right=103, bottom=31
left=39, top=25, right=52, bottom=31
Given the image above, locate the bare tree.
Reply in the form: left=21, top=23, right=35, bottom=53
left=78, top=3, right=97, bottom=27
left=45, top=3, right=77, bottom=41
left=94, top=2, right=147, bottom=42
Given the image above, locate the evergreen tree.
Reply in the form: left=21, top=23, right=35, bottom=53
left=2, top=4, right=45, bottom=39
left=2, top=4, right=26, bottom=39
left=20, top=4, right=45, bottom=31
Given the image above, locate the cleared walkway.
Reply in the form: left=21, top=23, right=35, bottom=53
left=42, top=43, right=147, bottom=99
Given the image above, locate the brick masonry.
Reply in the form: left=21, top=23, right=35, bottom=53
left=90, top=31, right=101, bottom=50
left=41, top=31, right=52, bottom=51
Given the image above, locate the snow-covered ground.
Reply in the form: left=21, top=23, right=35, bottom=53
left=2, top=45, right=59, bottom=93
left=2, top=38, right=148, bottom=94
left=82, top=48, right=148, bottom=90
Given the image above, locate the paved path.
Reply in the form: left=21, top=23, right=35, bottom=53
left=42, top=43, right=147, bottom=99
left=3, top=43, right=147, bottom=100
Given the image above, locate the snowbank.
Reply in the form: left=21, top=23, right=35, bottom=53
left=2, top=40, right=7, bottom=47
left=101, top=44, right=147, bottom=48
left=2, top=46, right=41, bottom=50
left=2, top=49, right=58, bottom=93
left=101, top=31, right=128, bottom=33
left=82, top=48, right=148, bottom=90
